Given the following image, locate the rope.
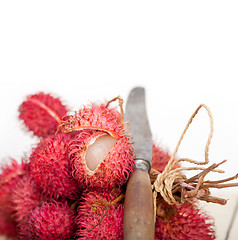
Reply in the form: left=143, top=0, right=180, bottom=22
left=153, top=104, right=221, bottom=212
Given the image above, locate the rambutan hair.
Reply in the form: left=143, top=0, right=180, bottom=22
left=155, top=200, right=215, bottom=240
left=29, top=133, right=80, bottom=199
left=0, top=208, right=17, bottom=238
left=69, top=129, right=135, bottom=190
left=18, top=201, right=76, bottom=240
left=0, top=159, right=28, bottom=214
left=18, top=92, right=68, bottom=137
left=10, top=174, right=44, bottom=224
left=152, top=144, right=180, bottom=173
left=58, top=103, right=124, bottom=138
left=76, top=190, right=124, bottom=240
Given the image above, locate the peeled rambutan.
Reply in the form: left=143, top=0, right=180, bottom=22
left=29, top=133, right=80, bottom=199
left=59, top=103, right=124, bottom=138
left=18, top=201, right=76, bottom=240
left=155, top=200, right=215, bottom=240
left=18, top=92, right=68, bottom=137
left=69, top=129, right=135, bottom=189
left=76, top=190, right=124, bottom=240
left=10, top=174, right=44, bottom=224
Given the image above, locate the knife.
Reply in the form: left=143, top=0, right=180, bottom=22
left=123, top=87, right=155, bottom=239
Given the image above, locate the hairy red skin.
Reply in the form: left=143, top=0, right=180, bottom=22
left=59, top=103, right=124, bottom=138
left=29, top=133, right=80, bottom=200
left=18, top=201, right=76, bottom=240
left=19, top=92, right=68, bottom=137
left=152, top=144, right=180, bottom=173
left=0, top=159, right=27, bottom=238
left=69, top=130, right=135, bottom=190
left=76, top=191, right=124, bottom=240
left=0, top=159, right=28, bottom=214
left=10, top=174, right=44, bottom=224
left=155, top=201, right=215, bottom=240
left=0, top=208, right=17, bottom=238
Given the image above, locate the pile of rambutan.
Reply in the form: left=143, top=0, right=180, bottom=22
left=0, top=92, right=215, bottom=239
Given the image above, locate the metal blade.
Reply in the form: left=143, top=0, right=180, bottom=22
left=125, top=87, right=153, bottom=170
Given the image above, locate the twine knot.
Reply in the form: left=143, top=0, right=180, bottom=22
left=152, top=104, right=221, bottom=214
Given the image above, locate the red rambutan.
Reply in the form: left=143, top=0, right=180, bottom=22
left=18, top=201, right=76, bottom=240
left=0, top=159, right=27, bottom=214
left=10, top=174, right=44, bottom=224
left=76, top=190, right=124, bottom=240
left=0, top=208, right=17, bottom=238
left=18, top=92, right=68, bottom=137
left=29, top=133, right=80, bottom=199
left=152, top=144, right=179, bottom=173
left=59, top=103, right=124, bottom=138
left=69, top=129, right=135, bottom=189
left=155, top=200, right=215, bottom=240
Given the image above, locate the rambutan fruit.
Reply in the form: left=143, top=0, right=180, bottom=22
left=18, top=201, right=76, bottom=240
left=29, top=133, right=80, bottom=199
left=18, top=92, right=68, bottom=138
left=0, top=159, right=28, bottom=214
left=76, top=190, right=124, bottom=240
left=155, top=200, right=215, bottom=240
left=10, top=174, right=44, bottom=224
left=152, top=144, right=179, bottom=173
left=59, top=103, right=124, bottom=138
left=0, top=210, right=17, bottom=239
left=69, top=129, right=135, bottom=189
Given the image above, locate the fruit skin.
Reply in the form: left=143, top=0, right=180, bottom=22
left=0, top=208, right=17, bottom=238
left=76, top=190, right=124, bottom=240
left=0, top=159, right=27, bottom=238
left=154, top=201, right=215, bottom=240
left=10, top=174, right=44, bottom=224
left=152, top=144, right=179, bottom=173
left=29, top=133, right=80, bottom=200
left=19, top=92, right=68, bottom=137
left=59, top=103, right=124, bottom=138
left=0, top=159, right=27, bottom=214
left=69, top=129, right=135, bottom=190
left=18, top=201, right=76, bottom=240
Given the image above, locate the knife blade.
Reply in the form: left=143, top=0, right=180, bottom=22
left=125, top=87, right=153, bottom=171
left=123, top=87, right=155, bottom=240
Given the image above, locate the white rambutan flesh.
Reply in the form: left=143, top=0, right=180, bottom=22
left=85, top=134, right=118, bottom=171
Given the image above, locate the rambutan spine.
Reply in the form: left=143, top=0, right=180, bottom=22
left=18, top=201, right=76, bottom=240
left=19, top=92, right=68, bottom=137
left=69, top=130, right=135, bottom=189
left=29, top=133, right=80, bottom=199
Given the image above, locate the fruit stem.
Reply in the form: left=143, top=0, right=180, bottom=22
left=106, top=96, right=124, bottom=122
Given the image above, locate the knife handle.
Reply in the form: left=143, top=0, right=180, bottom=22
left=123, top=169, right=155, bottom=240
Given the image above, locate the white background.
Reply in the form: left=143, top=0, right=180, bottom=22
left=0, top=1, right=238, bottom=193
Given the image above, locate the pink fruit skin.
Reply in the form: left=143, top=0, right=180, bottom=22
left=59, top=103, right=124, bottom=138
left=0, top=208, right=17, bottom=238
left=69, top=130, right=135, bottom=190
left=152, top=144, right=179, bottom=172
left=0, top=159, right=27, bottom=238
left=29, top=133, right=80, bottom=199
left=0, top=159, right=27, bottom=214
left=155, top=201, right=215, bottom=240
left=10, top=174, right=43, bottom=224
left=18, top=201, right=76, bottom=240
left=76, top=191, right=124, bottom=240
left=19, top=92, right=68, bottom=137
